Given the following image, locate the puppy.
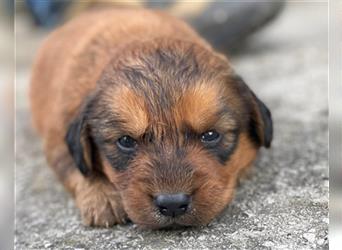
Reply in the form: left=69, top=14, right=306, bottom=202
left=30, top=8, right=272, bottom=228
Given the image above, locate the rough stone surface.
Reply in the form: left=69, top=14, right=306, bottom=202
left=15, top=3, right=328, bottom=250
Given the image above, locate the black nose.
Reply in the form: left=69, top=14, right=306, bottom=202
left=154, top=193, right=191, bottom=217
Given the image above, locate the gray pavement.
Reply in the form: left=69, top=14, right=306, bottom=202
left=15, top=3, right=328, bottom=250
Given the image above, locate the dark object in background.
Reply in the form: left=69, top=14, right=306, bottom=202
left=183, top=2, right=285, bottom=52
left=24, top=0, right=285, bottom=52
left=25, top=0, right=70, bottom=27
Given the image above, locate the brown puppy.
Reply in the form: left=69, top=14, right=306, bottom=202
left=30, top=8, right=272, bottom=228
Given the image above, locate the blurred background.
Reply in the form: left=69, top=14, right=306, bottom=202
left=329, top=0, right=342, bottom=249
left=0, top=0, right=340, bottom=249
left=0, top=1, right=13, bottom=250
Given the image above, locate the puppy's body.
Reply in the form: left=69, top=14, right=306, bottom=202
left=30, top=9, right=272, bottom=228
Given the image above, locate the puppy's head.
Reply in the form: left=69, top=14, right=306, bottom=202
left=66, top=40, right=272, bottom=228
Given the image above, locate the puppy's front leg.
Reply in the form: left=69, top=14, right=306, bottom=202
left=74, top=175, right=127, bottom=227
left=51, top=149, right=127, bottom=227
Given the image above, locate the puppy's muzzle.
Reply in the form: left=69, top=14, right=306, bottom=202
left=154, top=193, right=191, bottom=217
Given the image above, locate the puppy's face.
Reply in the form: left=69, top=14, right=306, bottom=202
left=66, top=40, right=272, bottom=228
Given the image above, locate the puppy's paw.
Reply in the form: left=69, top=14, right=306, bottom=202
left=75, top=178, right=127, bottom=227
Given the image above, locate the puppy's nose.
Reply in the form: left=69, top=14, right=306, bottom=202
left=154, top=193, right=190, bottom=217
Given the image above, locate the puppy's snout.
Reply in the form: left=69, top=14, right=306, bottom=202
left=154, top=193, right=191, bottom=217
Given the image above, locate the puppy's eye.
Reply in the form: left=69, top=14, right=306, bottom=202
left=201, top=130, right=221, bottom=144
left=117, top=136, right=137, bottom=152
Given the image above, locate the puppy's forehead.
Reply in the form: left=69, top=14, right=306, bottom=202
left=104, top=42, right=238, bottom=136
left=175, top=82, right=230, bottom=132
left=110, top=80, right=231, bottom=137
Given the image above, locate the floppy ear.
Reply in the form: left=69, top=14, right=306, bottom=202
left=233, top=75, right=273, bottom=148
left=65, top=107, right=94, bottom=176
left=248, top=90, right=273, bottom=148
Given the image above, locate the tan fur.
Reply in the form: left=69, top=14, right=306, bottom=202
left=109, top=86, right=149, bottom=138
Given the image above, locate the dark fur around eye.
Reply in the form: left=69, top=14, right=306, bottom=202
left=186, top=128, right=239, bottom=165
left=205, top=132, right=239, bottom=164
left=92, top=133, right=136, bottom=172
left=107, top=151, right=134, bottom=171
left=103, top=143, right=136, bottom=171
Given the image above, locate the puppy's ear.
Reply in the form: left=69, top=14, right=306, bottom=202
left=249, top=91, right=273, bottom=148
left=65, top=106, right=94, bottom=176
left=233, top=75, right=273, bottom=148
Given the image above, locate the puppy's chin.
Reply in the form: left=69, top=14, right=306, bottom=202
left=129, top=204, right=222, bottom=229
left=129, top=212, right=208, bottom=230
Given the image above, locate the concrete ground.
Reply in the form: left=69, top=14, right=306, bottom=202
left=15, top=3, right=328, bottom=250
